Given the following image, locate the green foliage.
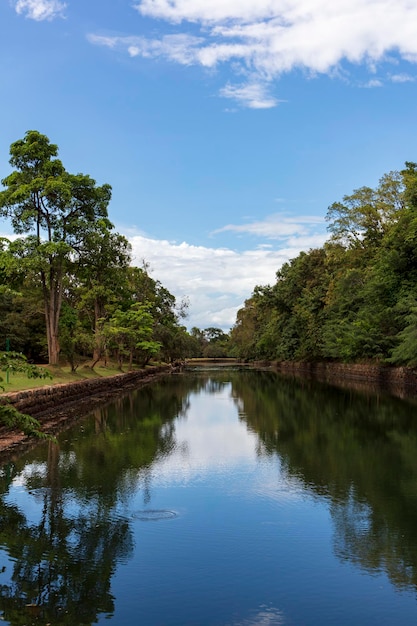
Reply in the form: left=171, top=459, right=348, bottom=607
left=59, top=302, right=93, bottom=371
left=103, top=304, right=161, bottom=368
left=326, top=171, right=404, bottom=250
left=0, top=402, right=48, bottom=438
left=0, top=351, right=52, bottom=437
left=0, top=351, right=51, bottom=385
left=0, top=285, right=46, bottom=359
left=230, top=162, right=417, bottom=366
left=75, top=219, right=132, bottom=362
left=388, top=298, right=417, bottom=367
left=0, top=130, right=112, bottom=365
left=188, top=326, right=231, bottom=358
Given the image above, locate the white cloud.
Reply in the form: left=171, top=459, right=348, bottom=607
left=124, top=219, right=328, bottom=330
left=214, top=213, right=325, bottom=239
left=87, top=33, right=204, bottom=65
left=363, top=78, right=383, bottom=88
left=389, top=73, right=415, bottom=83
left=14, top=0, right=66, bottom=20
left=128, top=46, right=140, bottom=57
left=219, top=81, right=281, bottom=109
left=134, top=0, right=277, bottom=24
left=89, top=0, right=417, bottom=107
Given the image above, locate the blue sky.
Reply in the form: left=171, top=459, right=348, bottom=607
left=1, top=0, right=417, bottom=330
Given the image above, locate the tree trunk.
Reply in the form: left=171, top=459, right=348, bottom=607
left=43, top=269, right=63, bottom=366
left=92, top=297, right=104, bottom=363
left=45, top=305, right=60, bottom=365
left=92, top=346, right=102, bottom=364
left=117, top=349, right=123, bottom=370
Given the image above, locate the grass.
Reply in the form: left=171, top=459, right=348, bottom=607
left=0, top=362, right=146, bottom=394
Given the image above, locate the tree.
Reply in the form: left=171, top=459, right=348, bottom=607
left=230, top=296, right=263, bottom=360
left=200, top=327, right=230, bottom=358
left=123, top=266, right=190, bottom=363
left=389, top=298, right=417, bottom=366
left=0, top=283, right=46, bottom=360
left=228, top=162, right=417, bottom=366
left=59, top=302, right=93, bottom=372
left=103, top=304, right=161, bottom=369
left=0, top=131, right=111, bottom=365
left=75, top=219, right=131, bottom=365
left=326, top=171, right=404, bottom=251
left=401, top=161, right=417, bottom=209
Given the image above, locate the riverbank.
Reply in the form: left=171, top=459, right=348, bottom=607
left=264, top=361, right=417, bottom=400
left=0, top=365, right=173, bottom=461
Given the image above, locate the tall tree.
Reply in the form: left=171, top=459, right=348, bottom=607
left=0, top=131, right=111, bottom=365
left=76, top=219, right=131, bottom=364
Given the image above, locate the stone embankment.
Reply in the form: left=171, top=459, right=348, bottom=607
left=0, top=365, right=173, bottom=461
left=270, top=361, right=417, bottom=399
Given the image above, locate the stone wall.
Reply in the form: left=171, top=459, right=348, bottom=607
left=0, top=366, right=172, bottom=418
left=270, top=361, right=417, bottom=399
left=0, top=366, right=174, bottom=460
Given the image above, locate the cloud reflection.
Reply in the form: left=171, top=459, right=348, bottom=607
left=229, top=605, right=286, bottom=625
left=153, top=384, right=259, bottom=482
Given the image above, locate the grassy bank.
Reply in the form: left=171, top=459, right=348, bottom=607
left=1, top=362, right=153, bottom=394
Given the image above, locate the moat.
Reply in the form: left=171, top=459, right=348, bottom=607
left=1, top=366, right=417, bottom=625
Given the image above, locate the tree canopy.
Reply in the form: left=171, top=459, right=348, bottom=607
left=0, top=131, right=112, bottom=365
left=230, top=164, right=417, bottom=366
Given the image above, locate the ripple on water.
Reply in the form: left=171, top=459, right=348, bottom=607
left=131, top=509, right=178, bottom=522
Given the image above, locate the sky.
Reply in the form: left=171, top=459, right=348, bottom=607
left=1, top=0, right=417, bottom=330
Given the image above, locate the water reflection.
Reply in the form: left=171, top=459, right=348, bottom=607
left=0, top=380, right=189, bottom=625
left=154, top=376, right=261, bottom=483
left=0, top=442, right=133, bottom=624
left=227, top=604, right=285, bottom=625
left=1, top=369, right=417, bottom=624
left=231, top=371, right=417, bottom=593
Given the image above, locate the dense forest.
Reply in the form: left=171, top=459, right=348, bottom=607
left=229, top=162, right=417, bottom=366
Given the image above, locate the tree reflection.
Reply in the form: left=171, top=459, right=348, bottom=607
left=1, top=443, right=133, bottom=624
left=331, top=489, right=417, bottom=591
left=230, top=370, right=417, bottom=593
left=0, top=376, right=192, bottom=625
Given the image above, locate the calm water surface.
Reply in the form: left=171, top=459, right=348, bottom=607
left=1, top=368, right=417, bottom=625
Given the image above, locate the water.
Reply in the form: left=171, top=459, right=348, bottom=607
left=1, top=367, right=417, bottom=625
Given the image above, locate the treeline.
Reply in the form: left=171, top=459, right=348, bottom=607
left=0, top=130, right=222, bottom=370
left=229, top=162, right=417, bottom=366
